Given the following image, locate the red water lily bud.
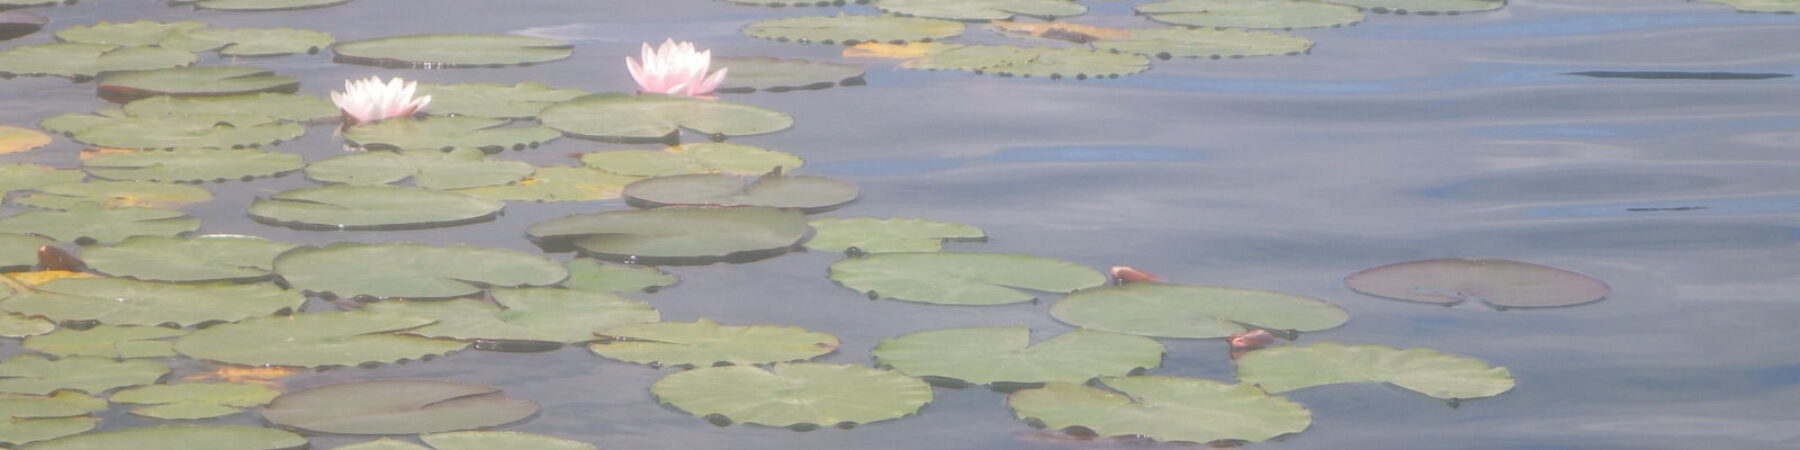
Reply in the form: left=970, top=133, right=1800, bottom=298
left=1228, top=329, right=1277, bottom=360
left=1108, top=266, right=1161, bottom=283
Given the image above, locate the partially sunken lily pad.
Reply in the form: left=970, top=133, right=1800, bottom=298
left=805, top=217, right=984, bottom=253
left=345, top=116, right=560, bottom=152
left=903, top=45, right=1149, bottom=79
left=1008, top=376, right=1311, bottom=444
left=262, top=380, right=537, bottom=434
left=0, top=43, right=195, bottom=80
left=54, top=20, right=204, bottom=46
left=623, top=172, right=859, bottom=213
left=0, top=392, right=105, bottom=447
left=0, top=205, right=199, bottom=243
left=873, top=327, right=1163, bottom=386
left=1324, top=0, right=1504, bottom=14
left=527, top=206, right=809, bottom=264
left=590, top=319, right=838, bottom=367
left=744, top=14, right=965, bottom=45
left=21, top=325, right=186, bottom=359
left=651, top=363, right=930, bottom=427
left=541, top=94, right=794, bottom=142
left=0, top=164, right=84, bottom=195
left=58, top=115, right=304, bottom=150
left=366, top=288, right=660, bottom=345
left=0, top=354, right=167, bottom=395
left=121, top=93, right=339, bottom=122
left=82, top=148, right=307, bottom=183
left=248, top=185, right=504, bottom=230
left=1092, top=28, right=1312, bottom=59
left=873, top=0, right=1087, bottom=21
left=159, top=27, right=335, bottom=56
left=20, top=425, right=305, bottom=450
left=1136, top=0, right=1364, bottom=29
left=1050, top=282, right=1348, bottom=338
left=174, top=312, right=469, bottom=367
left=273, top=242, right=568, bottom=299
left=0, top=125, right=50, bottom=154
left=97, top=67, right=299, bottom=103
left=0, top=232, right=54, bottom=271
left=334, top=34, right=574, bottom=68
left=417, top=82, right=587, bottom=119
left=563, top=259, right=677, bottom=293
left=307, top=148, right=532, bottom=190
left=715, top=57, right=866, bottom=93
left=0, top=277, right=303, bottom=327
left=421, top=431, right=596, bottom=450
left=1235, top=343, right=1515, bottom=399
left=177, top=0, right=354, bottom=12
left=452, top=167, right=640, bottom=202
left=13, top=181, right=212, bottom=210
left=1344, top=258, right=1610, bottom=308
left=829, top=252, right=1106, bottom=305
left=0, top=11, right=48, bottom=42
left=110, top=383, right=280, bottom=419
left=581, top=143, right=804, bottom=178
left=82, top=235, right=300, bottom=283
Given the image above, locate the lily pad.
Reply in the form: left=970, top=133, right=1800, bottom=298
left=563, top=258, right=677, bottom=293
left=159, top=27, right=334, bottom=56
left=1344, top=258, right=1610, bottom=308
left=174, top=312, right=469, bottom=367
left=333, top=34, right=574, bottom=68
left=0, top=11, right=48, bottom=41
left=60, top=115, right=305, bottom=150
left=109, top=383, right=279, bottom=419
left=0, top=392, right=106, bottom=447
left=0, top=277, right=303, bottom=327
left=420, top=431, right=597, bottom=450
left=1008, top=376, right=1311, bottom=444
left=262, top=380, right=537, bottom=434
left=451, top=166, right=641, bottom=202
left=623, top=172, right=859, bottom=213
left=0, top=312, right=54, bottom=338
left=417, top=82, right=587, bottom=119
left=1050, top=282, right=1348, bottom=338
left=178, top=0, right=354, bottom=12
left=81, top=235, right=300, bottom=283
left=805, top=217, right=985, bottom=253
left=910, top=45, right=1149, bottom=79
left=1092, top=28, right=1312, bottom=59
left=335, top=439, right=430, bottom=450
left=0, top=232, right=54, bottom=271
left=37, top=110, right=125, bottom=136
left=0, top=42, right=195, bottom=80
left=0, top=164, right=84, bottom=195
left=82, top=148, right=306, bottom=183
left=1235, top=343, right=1515, bottom=399
left=581, top=143, right=804, bottom=178
left=873, top=327, right=1163, bottom=386
left=97, top=67, right=299, bottom=103
left=0, top=0, right=61, bottom=10
left=744, top=14, right=965, bottom=45
left=1136, top=0, right=1365, bottom=29
left=590, top=319, right=838, bottom=367
left=18, top=425, right=307, bottom=450
left=0, top=204, right=199, bottom=243
left=1323, top=0, right=1504, bottom=14
left=248, top=185, right=505, bottom=230
left=873, top=0, right=1087, bottom=21
left=0, top=354, right=167, bottom=395
left=121, top=93, right=339, bottom=122
left=272, top=242, right=568, bottom=300
left=1700, top=0, right=1800, bottom=12
left=345, top=116, right=561, bottom=152
left=651, top=363, right=930, bottom=427
left=715, top=57, right=866, bottom=92
left=13, top=181, right=212, bottom=210
left=0, top=125, right=50, bottom=154
left=54, top=20, right=204, bottom=46
left=527, top=206, right=809, bottom=265
left=21, top=325, right=186, bottom=359
left=828, top=252, right=1106, bottom=305
left=366, top=288, right=660, bottom=345
left=540, top=93, right=794, bottom=142
left=307, top=148, right=532, bottom=190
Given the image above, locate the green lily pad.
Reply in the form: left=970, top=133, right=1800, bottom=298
left=262, top=380, right=537, bottom=434
left=1, top=232, right=54, bottom=271
left=715, top=57, right=866, bottom=93
left=0, top=277, right=303, bottom=327
left=653, top=363, right=929, bottom=427
left=1136, top=0, right=1365, bottom=29
left=421, top=431, right=597, bottom=450
left=0, top=354, right=167, bottom=395
left=1344, top=258, right=1611, bottom=308
left=873, top=0, right=1087, bottom=21
left=0, top=43, right=196, bottom=80
left=54, top=20, right=204, bottom=46
left=0, top=164, right=85, bottom=196
left=1235, top=343, right=1515, bottom=399
left=1093, top=28, right=1312, bottom=59
left=909, top=45, right=1149, bottom=79
left=307, top=148, right=532, bottom=190
left=1700, top=0, right=1800, bottom=12
left=159, top=27, right=335, bottom=56
left=623, top=172, right=858, bottom=213
left=178, top=0, right=354, bottom=12
left=744, top=14, right=965, bottom=45
left=62, top=115, right=305, bottom=150
left=0, top=0, right=62, bottom=10
left=873, top=327, right=1162, bottom=386
left=333, top=34, right=574, bottom=68
left=581, top=143, right=804, bottom=178
left=82, top=148, right=306, bottom=183
left=345, top=116, right=561, bottom=152
left=97, top=67, right=299, bottom=103
left=110, top=383, right=280, bottom=420
left=417, top=82, right=587, bottom=119
left=0, top=392, right=105, bottom=447
left=805, top=217, right=984, bottom=253
left=37, top=110, right=126, bottom=137
left=828, top=252, right=1106, bottom=305
left=248, top=185, right=504, bottom=230
left=272, top=242, right=568, bottom=300
left=1008, top=376, right=1311, bottom=444
left=1050, top=282, right=1348, bottom=338
left=1323, top=0, right=1504, bottom=14
left=121, top=93, right=339, bottom=123
left=527, top=206, right=809, bottom=265
left=81, top=235, right=300, bottom=283
left=13, top=181, right=212, bottom=210
left=18, top=425, right=306, bottom=450
left=174, top=312, right=469, bottom=367
left=541, top=93, right=795, bottom=142
left=336, top=439, right=429, bottom=450
left=0, top=204, right=199, bottom=244
left=590, top=319, right=838, bottom=367
left=451, top=167, right=641, bottom=202
left=21, top=325, right=187, bottom=359
left=0, top=313, right=54, bottom=338
left=563, top=259, right=677, bottom=293
left=366, top=288, right=660, bottom=345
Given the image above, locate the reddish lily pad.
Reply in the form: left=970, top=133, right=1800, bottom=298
left=1344, top=258, right=1610, bottom=308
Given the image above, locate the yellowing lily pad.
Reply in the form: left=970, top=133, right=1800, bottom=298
left=622, top=171, right=859, bottom=213
left=651, top=363, right=930, bottom=427
left=1008, top=376, right=1311, bottom=444
left=1136, top=0, right=1364, bottom=29
left=0, top=126, right=50, bottom=154
left=1235, top=343, right=1515, bottom=400
left=21, top=325, right=187, bottom=359
left=828, top=252, right=1106, bottom=305
left=12, top=181, right=211, bottom=210
left=333, top=34, right=574, bottom=68
left=344, top=116, right=561, bottom=152
left=1050, top=282, right=1348, bottom=338
left=109, top=383, right=280, bottom=419
left=582, top=143, right=804, bottom=178
left=272, top=242, right=568, bottom=300
left=528, top=206, right=809, bottom=265
left=366, top=288, right=660, bottom=345
left=0, top=277, right=303, bottom=327
left=1344, top=258, right=1611, bottom=308
left=0, top=354, right=167, bottom=395
left=873, top=327, right=1163, bottom=386
left=81, top=235, right=300, bottom=283
left=540, top=93, right=795, bottom=142
left=590, top=319, right=839, bottom=367
left=81, top=148, right=307, bottom=183
left=261, top=380, right=537, bottom=434
left=805, top=217, right=985, bottom=253
left=248, top=185, right=505, bottom=230
left=174, top=312, right=469, bottom=367
left=744, top=14, right=965, bottom=45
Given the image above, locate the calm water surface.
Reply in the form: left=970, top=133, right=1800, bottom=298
left=4, top=0, right=1800, bottom=448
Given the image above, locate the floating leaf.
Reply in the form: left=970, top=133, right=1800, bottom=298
left=121, top=93, right=339, bottom=122
left=262, top=380, right=537, bottom=434
left=1091, top=27, right=1312, bottom=59
left=873, top=0, right=1087, bottom=21
left=842, top=41, right=957, bottom=59
left=109, top=383, right=280, bottom=420
left=0, top=0, right=61, bottom=10
left=0, top=392, right=105, bottom=447
left=417, top=82, right=587, bottom=119
left=590, top=319, right=838, bottom=367
left=0, top=42, right=195, bottom=80
left=540, top=93, right=794, bottom=142
left=989, top=21, right=1132, bottom=42
left=623, top=172, right=859, bottom=213
left=82, top=148, right=306, bottom=183
left=1050, top=282, right=1348, bottom=338
left=0, top=125, right=50, bottom=154
left=651, top=363, right=929, bottom=427
left=563, top=258, right=677, bottom=293
left=248, top=185, right=504, bottom=230
left=0, top=354, right=167, bottom=395
left=1136, top=0, right=1364, bottom=29
left=178, top=0, right=354, bottom=12
left=1699, top=0, right=1799, bottom=12
left=37, top=110, right=125, bottom=137
left=21, top=325, right=186, bottom=359
left=333, top=34, right=574, bottom=68
left=744, top=14, right=965, bottom=45
left=335, top=440, right=429, bottom=450
left=873, top=327, right=1162, bottom=386
left=828, top=252, right=1106, bottom=305
left=13, top=181, right=212, bottom=210
left=805, top=217, right=984, bottom=253
left=0, top=313, right=54, bottom=338
left=97, top=67, right=299, bottom=103
left=907, top=45, right=1148, bottom=79
left=421, top=431, right=597, bottom=450
left=0, top=277, right=303, bottom=327
left=452, top=166, right=641, bottom=202
left=366, top=288, right=660, bottom=345
left=344, top=116, right=560, bottom=152
left=54, top=20, right=204, bottom=46
left=82, top=235, right=299, bottom=283
left=0, top=164, right=84, bottom=195
left=527, top=206, right=809, bottom=265
left=159, top=27, right=334, bottom=56
left=18, top=425, right=306, bottom=450
left=174, top=312, right=468, bottom=367
left=0, top=11, right=48, bottom=41
left=0, top=204, right=199, bottom=244
left=716, top=57, right=866, bottom=93
left=307, top=148, right=532, bottom=190
left=1008, top=376, right=1310, bottom=444
left=0, top=233, right=54, bottom=272
left=273, top=242, right=567, bottom=300
left=581, top=143, right=804, bottom=178
left=1236, top=343, right=1515, bottom=399
left=1344, top=258, right=1610, bottom=308
left=1323, top=0, right=1504, bottom=14
left=60, top=115, right=304, bottom=150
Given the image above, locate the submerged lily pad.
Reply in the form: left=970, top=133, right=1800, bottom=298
left=0, top=164, right=84, bottom=195
left=178, top=0, right=354, bottom=12
left=20, top=325, right=186, bottom=359
left=0, top=42, right=195, bottom=80
left=651, top=363, right=930, bottom=427
left=0, top=125, right=50, bottom=154
left=1324, top=0, right=1504, bottom=14
left=1050, top=282, right=1348, bottom=338
left=581, top=143, right=804, bottom=178
left=420, top=431, right=597, bottom=450
left=307, top=148, right=532, bottom=190
left=334, top=34, right=574, bottom=68
left=121, top=93, right=339, bottom=122
left=1701, top=0, right=1800, bottom=12
left=527, top=206, right=809, bottom=265
left=82, top=235, right=299, bottom=283
left=0, top=354, right=167, bottom=395
left=82, top=148, right=307, bottom=183
left=1344, top=258, right=1610, bottom=308
left=873, top=327, right=1162, bottom=386
left=1008, top=376, right=1311, bottom=444
left=13, top=181, right=212, bottom=210
left=97, top=67, right=299, bottom=103
left=367, top=288, right=660, bottom=344
left=59, top=115, right=305, bottom=150
left=417, top=82, right=587, bottom=119
left=623, top=172, right=859, bottom=213
left=452, top=166, right=640, bottom=202
left=262, top=380, right=537, bottom=434
left=873, top=0, right=1087, bottom=21
left=0, top=232, right=55, bottom=272
left=903, top=45, right=1149, bottom=79
left=0, top=392, right=105, bottom=447
left=159, top=27, right=335, bottom=56
left=805, top=217, right=985, bottom=253
left=248, top=185, right=504, bottom=230
left=0, top=204, right=199, bottom=243
left=744, top=14, right=965, bottom=45
left=1093, top=28, right=1312, bottom=59
left=110, top=383, right=280, bottom=419
left=1235, top=343, right=1515, bottom=399
left=563, top=258, right=678, bottom=293
left=716, top=57, right=866, bottom=92
left=541, top=93, right=794, bottom=142
left=54, top=20, right=204, bottom=46
left=344, top=116, right=560, bottom=152
left=828, top=252, right=1106, bottom=305
left=590, top=319, right=838, bottom=367
left=272, top=242, right=568, bottom=299
left=174, top=312, right=469, bottom=367
left=1136, top=0, right=1364, bottom=29
left=0, top=277, right=303, bottom=327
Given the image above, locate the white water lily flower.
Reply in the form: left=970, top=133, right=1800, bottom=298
left=330, top=76, right=432, bottom=124
left=626, top=39, right=728, bottom=97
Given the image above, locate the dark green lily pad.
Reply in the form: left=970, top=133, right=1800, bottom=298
left=622, top=172, right=859, bottom=213
left=653, top=363, right=930, bottom=427
left=828, top=252, right=1106, bottom=305
left=421, top=431, right=597, bottom=450
left=873, top=327, right=1162, bottom=386
left=307, top=148, right=532, bottom=190
left=12, top=181, right=212, bottom=210
left=417, top=82, right=587, bottom=119
left=743, top=14, right=965, bottom=45
left=54, top=20, right=204, bottom=46
left=0, top=11, right=47, bottom=41
left=59, top=115, right=304, bottom=150
left=0, top=204, right=199, bottom=243
left=173, top=312, right=469, bottom=367
left=0, top=392, right=105, bottom=447
left=0, top=232, right=54, bottom=271
left=121, top=93, right=339, bottom=122
left=261, top=380, right=537, bottom=434
left=1008, top=376, right=1311, bottom=444
left=177, top=0, right=354, bottom=11
left=333, top=34, right=574, bottom=68
left=873, top=0, right=1087, bottom=21
left=1344, top=258, right=1611, bottom=308
left=0, top=354, right=167, bottom=395
left=272, top=242, right=568, bottom=300
left=109, top=383, right=280, bottom=420
left=540, top=93, right=794, bottom=142
left=1050, top=282, right=1348, bottom=338
left=1235, top=343, right=1515, bottom=399
left=0, top=313, right=54, bottom=338
left=581, top=143, right=804, bottom=178
left=21, top=325, right=186, bottom=359
left=0, top=277, right=303, bottom=327
left=527, top=206, right=809, bottom=265
left=81, top=235, right=300, bottom=283
left=82, top=148, right=306, bottom=183
left=345, top=116, right=560, bottom=152
left=909, top=45, right=1149, bottom=79
left=0, top=43, right=195, bottom=80
left=18, top=425, right=307, bottom=450
left=0, top=164, right=84, bottom=196
left=716, top=57, right=866, bottom=93
left=248, top=185, right=505, bottom=230
left=366, top=288, right=660, bottom=344
left=563, top=258, right=677, bottom=293
left=451, top=167, right=641, bottom=202
left=1324, top=0, right=1503, bottom=14
left=1136, top=0, right=1365, bottom=29
left=159, top=27, right=334, bottom=56
left=97, top=67, right=298, bottom=103
left=805, top=217, right=984, bottom=253
left=1093, top=28, right=1312, bottom=59
left=590, top=319, right=838, bottom=367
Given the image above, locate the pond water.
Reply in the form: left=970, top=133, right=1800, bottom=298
left=3, top=0, right=1800, bottom=448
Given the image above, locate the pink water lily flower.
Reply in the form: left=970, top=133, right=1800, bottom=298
left=330, top=76, right=431, bottom=124
left=627, top=39, right=728, bottom=97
